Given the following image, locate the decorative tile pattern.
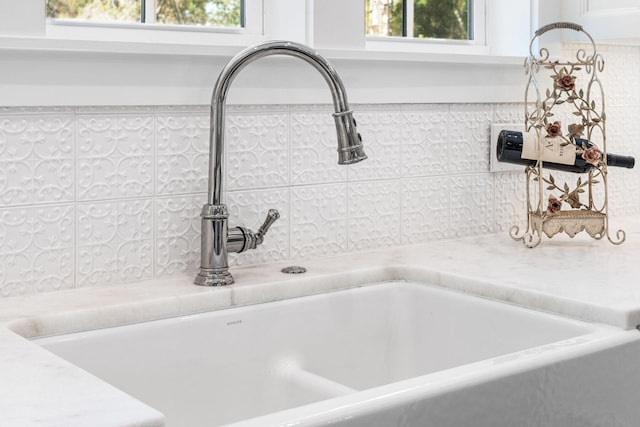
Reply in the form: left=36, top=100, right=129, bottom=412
left=347, top=109, right=402, bottom=181
left=494, top=172, right=527, bottom=233
left=156, top=105, right=209, bottom=114
left=76, top=106, right=155, bottom=114
left=348, top=180, right=402, bottom=251
left=450, top=174, right=495, bottom=238
left=291, top=111, right=348, bottom=185
left=400, top=106, right=449, bottom=177
left=0, top=204, right=74, bottom=297
left=606, top=106, right=640, bottom=158
left=0, top=114, right=74, bottom=207
left=156, top=113, right=209, bottom=195
left=0, top=107, right=74, bottom=115
left=226, top=113, right=289, bottom=191
left=597, top=45, right=640, bottom=107
left=77, top=113, right=154, bottom=201
left=156, top=194, right=205, bottom=277
left=606, top=167, right=640, bottom=217
left=290, top=184, right=348, bottom=259
left=600, top=105, right=640, bottom=215
left=449, top=104, right=493, bottom=174
left=77, top=199, right=153, bottom=286
left=401, top=177, right=450, bottom=244
left=227, top=104, right=289, bottom=113
left=493, top=103, right=525, bottom=124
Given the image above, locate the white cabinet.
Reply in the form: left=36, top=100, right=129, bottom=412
left=560, top=0, right=640, bottom=42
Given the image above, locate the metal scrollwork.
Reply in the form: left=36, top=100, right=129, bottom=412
left=510, top=22, right=626, bottom=247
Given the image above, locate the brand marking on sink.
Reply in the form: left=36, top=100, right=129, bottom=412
left=226, top=319, right=243, bottom=326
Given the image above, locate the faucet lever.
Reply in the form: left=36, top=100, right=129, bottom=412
left=256, top=209, right=280, bottom=245
left=227, top=209, right=280, bottom=254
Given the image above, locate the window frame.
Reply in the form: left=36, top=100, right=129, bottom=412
left=45, top=0, right=264, bottom=41
left=365, top=0, right=487, bottom=54
left=0, top=0, right=531, bottom=107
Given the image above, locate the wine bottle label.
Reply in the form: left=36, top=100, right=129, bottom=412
left=521, top=132, right=575, bottom=165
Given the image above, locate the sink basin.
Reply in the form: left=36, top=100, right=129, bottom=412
left=34, top=281, right=618, bottom=426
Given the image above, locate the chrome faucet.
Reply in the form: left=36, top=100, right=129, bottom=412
left=195, top=41, right=367, bottom=286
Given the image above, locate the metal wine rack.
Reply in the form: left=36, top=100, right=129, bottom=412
left=510, top=22, right=626, bottom=247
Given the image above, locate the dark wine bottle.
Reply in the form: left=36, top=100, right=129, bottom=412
left=496, top=130, right=635, bottom=173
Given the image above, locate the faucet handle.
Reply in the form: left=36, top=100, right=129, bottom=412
left=227, top=209, right=280, bottom=253
left=256, top=209, right=280, bottom=245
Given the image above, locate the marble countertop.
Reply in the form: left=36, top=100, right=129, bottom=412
left=2, top=216, right=640, bottom=426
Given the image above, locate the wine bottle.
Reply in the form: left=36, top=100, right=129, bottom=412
left=496, top=130, right=635, bottom=173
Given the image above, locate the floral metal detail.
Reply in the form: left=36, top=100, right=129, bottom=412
left=512, top=23, right=625, bottom=247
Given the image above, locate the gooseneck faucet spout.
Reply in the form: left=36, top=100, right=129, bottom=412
left=195, top=41, right=367, bottom=286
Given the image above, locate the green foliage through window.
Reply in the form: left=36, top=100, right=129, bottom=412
left=366, top=0, right=471, bottom=40
left=156, top=0, right=241, bottom=26
left=46, top=0, right=140, bottom=22
left=46, top=0, right=242, bottom=27
left=366, top=0, right=404, bottom=37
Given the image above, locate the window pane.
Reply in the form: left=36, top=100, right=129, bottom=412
left=155, top=0, right=242, bottom=27
left=46, top=0, right=243, bottom=27
left=414, top=0, right=471, bottom=40
left=366, top=0, right=404, bottom=37
left=46, top=0, right=141, bottom=23
left=366, top=0, right=473, bottom=40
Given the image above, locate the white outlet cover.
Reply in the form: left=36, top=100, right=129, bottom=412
left=490, top=123, right=526, bottom=173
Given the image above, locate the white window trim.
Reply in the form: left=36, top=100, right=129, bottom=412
left=144, top=0, right=156, bottom=24
left=365, top=0, right=486, bottom=50
left=366, top=37, right=491, bottom=56
left=44, top=0, right=265, bottom=46
left=363, top=0, right=490, bottom=56
left=44, top=22, right=266, bottom=49
left=0, top=0, right=532, bottom=107
left=48, top=0, right=265, bottom=33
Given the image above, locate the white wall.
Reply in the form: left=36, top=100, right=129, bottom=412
left=0, top=0, right=44, bottom=36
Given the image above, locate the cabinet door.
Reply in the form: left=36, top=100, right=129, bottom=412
left=561, top=0, right=640, bottom=41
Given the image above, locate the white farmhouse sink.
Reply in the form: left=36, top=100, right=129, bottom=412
left=35, top=281, right=619, bottom=426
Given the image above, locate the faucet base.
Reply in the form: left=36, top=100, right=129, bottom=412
left=194, top=268, right=234, bottom=286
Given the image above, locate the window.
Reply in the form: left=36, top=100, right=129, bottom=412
left=46, top=0, right=244, bottom=28
left=366, top=0, right=475, bottom=41
left=3, top=0, right=527, bottom=108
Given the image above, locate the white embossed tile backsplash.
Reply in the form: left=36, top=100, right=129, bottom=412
left=0, top=112, right=74, bottom=207
left=1, top=90, right=639, bottom=297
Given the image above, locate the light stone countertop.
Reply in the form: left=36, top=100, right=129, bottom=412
left=1, top=216, right=639, bottom=426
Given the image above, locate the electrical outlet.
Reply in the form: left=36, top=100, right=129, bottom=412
left=490, top=123, right=525, bottom=173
